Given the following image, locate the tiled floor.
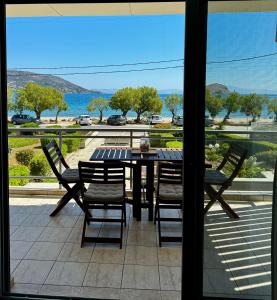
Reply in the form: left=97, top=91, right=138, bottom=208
left=9, top=196, right=272, bottom=299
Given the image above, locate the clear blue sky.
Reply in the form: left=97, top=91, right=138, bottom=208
left=6, top=11, right=277, bottom=92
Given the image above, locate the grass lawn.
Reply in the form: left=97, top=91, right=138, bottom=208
left=9, top=138, right=38, bottom=148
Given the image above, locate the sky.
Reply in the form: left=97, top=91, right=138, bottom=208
left=6, top=10, right=277, bottom=93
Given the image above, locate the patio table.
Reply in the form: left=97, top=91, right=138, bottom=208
left=90, top=147, right=183, bottom=221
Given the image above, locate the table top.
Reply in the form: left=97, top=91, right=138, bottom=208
left=90, top=147, right=183, bottom=162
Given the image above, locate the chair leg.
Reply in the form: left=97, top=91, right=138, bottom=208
left=120, top=203, right=124, bottom=249
left=157, top=202, right=162, bottom=247
left=123, top=202, right=127, bottom=227
left=154, top=204, right=158, bottom=224
left=81, top=203, right=88, bottom=248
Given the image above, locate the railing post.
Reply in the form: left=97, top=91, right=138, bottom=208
left=58, top=130, right=62, bottom=190
left=130, top=130, right=133, bottom=188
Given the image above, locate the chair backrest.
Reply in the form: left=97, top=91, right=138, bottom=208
left=157, top=162, right=183, bottom=194
left=78, top=161, right=125, bottom=185
left=43, top=140, right=69, bottom=180
left=217, top=144, right=248, bottom=183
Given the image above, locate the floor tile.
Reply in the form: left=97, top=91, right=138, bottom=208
left=10, top=283, right=42, bottom=295
left=10, top=214, right=29, bottom=226
left=47, top=215, right=79, bottom=228
left=91, top=245, right=125, bottom=264
left=57, top=243, right=94, bottom=263
left=122, top=265, right=160, bottom=290
left=25, top=242, right=64, bottom=260
left=45, top=261, right=88, bottom=286
left=11, top=226, right=45, bottom=242
left=10, top=259, right=21, bottom=273
left=22, top=214, right=50, bottom=227
left=125, top=246, right=158, bottom=266
left=39, top=285, right=82, bottom=297
left=127, top=230, right=157, bottom=246
left=10, top=241, right=33, bottom=259
left=80, top=287, right=121, bottom=299
left=38, top=227, right=72, bottom=242
left=13, top=260, right=54, bottom=284
left=159, top=266, right=181, bottom=291
left=231, top=267, right=271, bottom=296
left=205, top=268, right=239, bottom=295
left=161, top=291, right=181, bottom=300
left=83, top=263, right=123, bottom=288
left=158, top=247, right=181, bottom=267
left=120, top=288, right=161, bottom=300
left=10, top=226, right=19, bottom=235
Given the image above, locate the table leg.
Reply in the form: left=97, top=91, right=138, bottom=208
left=133, top=162, right=142, bottom=221
left=146, top=161, right=154, bottom=221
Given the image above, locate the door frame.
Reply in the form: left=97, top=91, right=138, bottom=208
left=0, top=1, right=270, bottom=300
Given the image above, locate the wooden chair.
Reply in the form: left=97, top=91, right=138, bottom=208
left=154, top=162, right=183, bottom=247
left=79, top=161, right=127, bottom=249
left=43, top=140, right=85, bottom=216
left=204, top=144, right=247, bottom=219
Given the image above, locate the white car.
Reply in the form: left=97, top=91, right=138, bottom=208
left=172, top=115, right=183, bottom=126
left=148, top=115, right=163, bottom=125
left=76, top=115, right=92, bottom=126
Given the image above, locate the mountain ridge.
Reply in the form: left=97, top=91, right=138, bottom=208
left=7, top=70, right=100, bottom=94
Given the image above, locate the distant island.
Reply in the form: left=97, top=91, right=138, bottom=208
left=7, top=70, right=101, bottom=94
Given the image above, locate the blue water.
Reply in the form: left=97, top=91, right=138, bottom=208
left=8, top=93, right=277, bottom=119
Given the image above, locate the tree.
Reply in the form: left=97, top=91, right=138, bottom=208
left=240, top=93, right=267, bottom=122
left=110, top=87, right=136, bottom=116
left=165, top=94, right=182, bottom=122
left=222, top=91, right=241, bottom=123
left=54, top=94, right=68, bottom=123
left=16, top=83, right=61, bottom=119
left=205, top=89, right=223, bottom=119
left=267, top=98, right=277, bottom=121
left=133, top=86, right=163, bottom=123
left=7, top=87, right=14, bottom=111
left=87, top=97, right=109, bottom=123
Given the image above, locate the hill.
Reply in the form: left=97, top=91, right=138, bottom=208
left=7, top=70, right=99, bottom=94
left=206, top=83, right=230, bottom=95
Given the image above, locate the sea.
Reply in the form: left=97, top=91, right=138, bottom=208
left=8, top=93, right=277, bottom=119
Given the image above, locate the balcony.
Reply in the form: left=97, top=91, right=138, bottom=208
left=8, top=127, right=274, bottom=299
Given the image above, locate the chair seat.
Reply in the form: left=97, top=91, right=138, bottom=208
left=158, top=183, right=183, bottom=201
left=61, top=168, right=80, bottom=182
left=84, top=183, right=124, bottom=203
left=205, top=169, right=227, bottom=185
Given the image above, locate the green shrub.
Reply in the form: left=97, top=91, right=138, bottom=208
left=9, top=138, right=37, bottom=149
left=153, top=123, right=172, bottom=129
left=15, top=149, right=35, bottom=166
left=166, top=141, right=183, bottom=148
left=63, top=136, right=81, bottom=152
left=40, top=134, right=57, bottom=148
left=256, top=150, right=277, bottom=169
left=40, top=135, right=68, bottom=156
left=20, top=122, right=39, bottom=135
left=223, top=156, right=265, bottom=178
left=45, top=125, right=62, bottom=134
left=66, top=124, right=81, bottom=134
left=149, top=133, right=175, bottom=148
left=30, top=154, right=51, bottom=176
left=9, top=165, right=30, bottom=186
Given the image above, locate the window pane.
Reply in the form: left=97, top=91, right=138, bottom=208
left=6, top=3, right=185, bottom=298
left=204, top=2, right=276, bottom=298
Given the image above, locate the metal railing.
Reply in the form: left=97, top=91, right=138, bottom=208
left=8, top=126, right=277, bottom=185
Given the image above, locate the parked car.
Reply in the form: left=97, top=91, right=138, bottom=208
left=148, top=115, right=163, bottom=125
left=11, top=114, right=40, bottom=125
left=75, top=115, right=92, bottom=126
left=107, top=115, right=127, bottom=126
left=172, top=115, right=183, bottom=126
left=205, top=115, right=214, bottom=127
